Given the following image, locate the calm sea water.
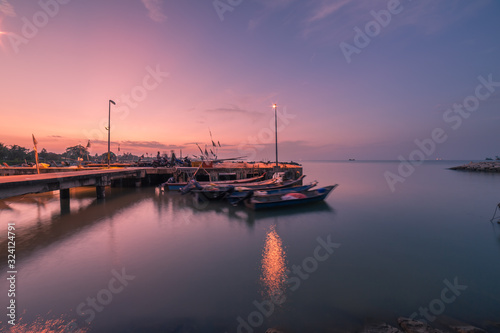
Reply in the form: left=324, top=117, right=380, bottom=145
left=1, top=161, right=500, bottom=333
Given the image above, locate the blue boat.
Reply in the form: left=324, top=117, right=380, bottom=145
left=244, top=185, right=338, bottom=210
left=187, top=176, right=306, bottom=201
left=227, top=181, right=318, bottom=205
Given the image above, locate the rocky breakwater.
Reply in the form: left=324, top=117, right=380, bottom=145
left=362, top=318, right=490, bottom=333
left=449, top=161, right=500, bottom=172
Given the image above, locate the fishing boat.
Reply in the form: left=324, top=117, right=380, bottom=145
left=227, top=181, right=318, bottom=205
left=244, top=184, right=338, bottom=210
left=185, top=175, right=306, bottom=201
left=160, top=173, right=266, bottom=191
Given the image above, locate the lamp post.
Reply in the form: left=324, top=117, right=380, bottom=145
left=107, top=100, right=116, bottom=168
left=273, top=104, right=278, bottom=169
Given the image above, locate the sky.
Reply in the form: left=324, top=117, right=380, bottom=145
left=0, top=0, right=499, bottom=161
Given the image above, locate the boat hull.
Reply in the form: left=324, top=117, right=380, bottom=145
left=191, top=176, right=306, bottom=201
left=161, top=173, right=265, bottom=191
left=245, top=185, right=338, bottom=210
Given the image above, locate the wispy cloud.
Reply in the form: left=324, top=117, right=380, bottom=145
left=206, top=104, right=261, bottom=115
left=140, top=0, right=167, bottom=23
left=247, top=0, right=296, bottom=31
left=306, top=0, right=351, bottom=23
left=299, top=0, right=492, bottom=42
left=90, top=139, right=182, bottom=150
left=0, top=0, right=16, bottom=17
left=121, top=140, right=182, bottom=149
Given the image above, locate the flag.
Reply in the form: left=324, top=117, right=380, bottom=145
left=218, top=141, right=221, bottom=147
left=210, top=149, right=214, bottom=156
left=196, top=143, right=204, bottom=155
left=86, top=140, right=91, bottom=148
left=32, top=134, right=39, bottom=174
left=204, top=147, right=208, bottom=157
left=118, top=145, right=121, bottom=152
left=209, top=128, right=216, bottom=147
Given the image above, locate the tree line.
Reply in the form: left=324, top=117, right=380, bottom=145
left=0, top=143, right=141, bottom=165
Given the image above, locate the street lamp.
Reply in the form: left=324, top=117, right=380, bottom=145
left=273, top=104, right=278, bottom=168
left=107, top=100, right=116, bottom=168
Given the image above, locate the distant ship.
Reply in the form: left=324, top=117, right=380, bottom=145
left=348, top=158, right=355, bottom=161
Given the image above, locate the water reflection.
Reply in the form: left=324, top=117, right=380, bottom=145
left=0, top=188, right=144, bottom=270
left=153, top=190, right=335, bottom=227
left=260, top=225, right=287, bottom=302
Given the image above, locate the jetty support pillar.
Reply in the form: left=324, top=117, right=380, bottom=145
left=60, top=188, right=70, bottom=199
left=96, top=176, right=111, bottom=199
left=135, top=170, right=146, bottom=188
left=60, top=188, right=70, bottom=214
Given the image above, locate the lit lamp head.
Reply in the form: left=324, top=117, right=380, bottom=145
left=273, top=104, right=277, bottom=109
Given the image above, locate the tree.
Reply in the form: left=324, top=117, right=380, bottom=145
left=6, top=145, right=30, bottom=162
left=63, top=145, right=89, bottom=160
left=0, top=143, right=8, bottom=160
left=99, top=152, right=117, bottom=162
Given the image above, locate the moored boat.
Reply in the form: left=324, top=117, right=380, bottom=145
left=185, top=175, right=306, bottom=201
left=244, top=184, right=338, bottom=210
left=161, top=173, right=266, bottom=191
left=227, top=181, right=318, bottom=205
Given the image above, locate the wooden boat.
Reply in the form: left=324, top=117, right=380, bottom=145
left=227, top=181, right=318, bottom=205
left=244, top=184, right=338, bottom=210
left=187, top=175, right=306, bottom=201
left=161, top=173, right=265, bottom=191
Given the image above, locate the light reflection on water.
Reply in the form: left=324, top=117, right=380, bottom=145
left=260, top=225, right=287, bottom=302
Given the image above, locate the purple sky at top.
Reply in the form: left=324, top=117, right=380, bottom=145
left=0, top=0, right=499, bottom=161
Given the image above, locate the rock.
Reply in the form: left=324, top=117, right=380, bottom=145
left=265, top=329, right=285, bottom=333
left=451, top=326, right=486, bottom=333
left=361, top=322, right=403, bottom=333
left=397, top=318, right=446, bottom=333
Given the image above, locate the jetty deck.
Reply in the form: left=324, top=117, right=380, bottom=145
left=0, top=162, right=303, bottom=200
left=0, top=168, right=152, bottom=200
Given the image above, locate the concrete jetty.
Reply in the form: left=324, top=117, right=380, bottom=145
left=0, top=168, right=150, bottom=200
left=449, top=161, right=500, bottom=172
left=0, top=162, right=303, bottom=200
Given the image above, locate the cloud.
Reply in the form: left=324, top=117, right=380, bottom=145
left=90, top=139, right=182, bottom=150
left=0, top=0, right=16, bottom=17
left=121, top=140, right=183, bottom=150
left=299, top=0, right=490, bottom=43
left=205, top=104, right=260, bottom=116
left=306, top=0, right=351, bottom=23
left=140, top=0, right=167, bottom=23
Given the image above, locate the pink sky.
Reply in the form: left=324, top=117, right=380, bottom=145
left=1, top=0, right=499, bottom=160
